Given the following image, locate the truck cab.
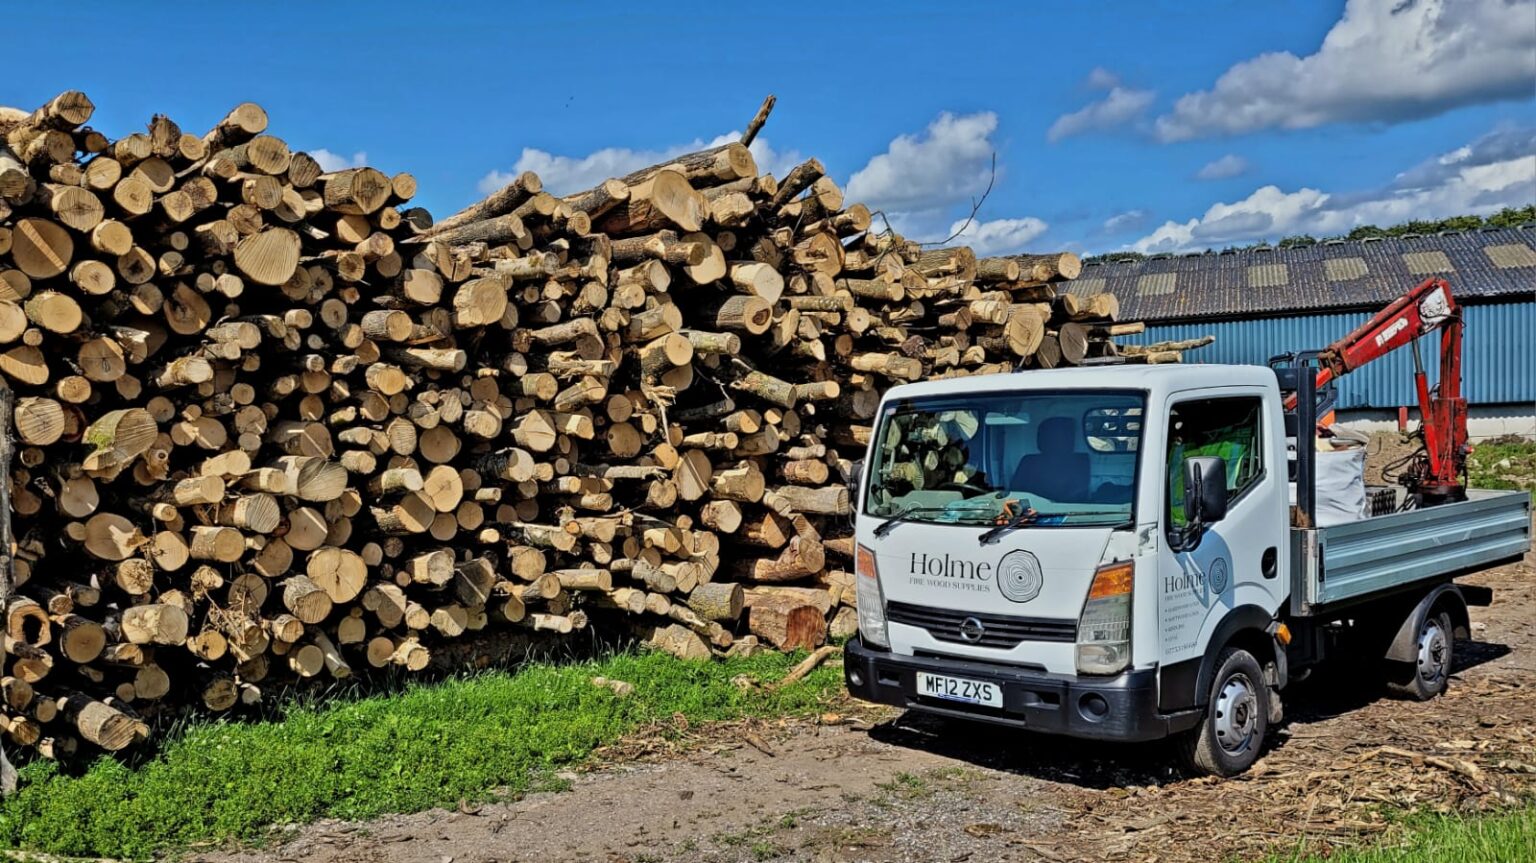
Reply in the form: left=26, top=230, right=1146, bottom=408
left=844, top=363, right=1530, bottom=775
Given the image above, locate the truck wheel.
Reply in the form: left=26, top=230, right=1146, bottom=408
left=1177, top=647, right=1269, bottom=777
left=1385, top=611, right=1453, bottom=701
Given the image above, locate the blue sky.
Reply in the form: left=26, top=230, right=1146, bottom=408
left=6, top=1, right=1533, bottom=255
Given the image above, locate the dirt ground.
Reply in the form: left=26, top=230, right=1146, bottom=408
left=199, top=540, right=1536, bottom=863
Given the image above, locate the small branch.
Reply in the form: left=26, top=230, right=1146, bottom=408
left=741, top=95, right=776, bottom=147
left=931, top=152, right=997, bottom=247
left=772, top=644, right=840, bottom=689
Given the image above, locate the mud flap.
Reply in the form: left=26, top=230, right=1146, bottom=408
left=1385, top=584, right=1469, bottom=662
left=1264, top=622, right=1288, bottom=725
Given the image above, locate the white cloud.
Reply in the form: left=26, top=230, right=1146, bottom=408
left=737, top=137, right=804, bottom=184
left=1102, top=209, right=1149, bottom=233
left=845, top=112, right=1000, bottom=216
left=840, top=112, right=1053, bottom=250
left=1388, top=125, right=1536, bottom=191
left=1131, top=187, right=1329, bottom=253
left=1154, top=0, right=1536, bottom=141
left=481, top=133, right=801, bottom=196
left=1130, top=126, right=1536, bottom=254
left=311, top=149, right=367, bottom=172
left=1195, top=154, right=1252, bottom=180
left=1047, top=84, right=1155, bottom=142
left=945, top=216, right=1049, bottom=256
left=1084, top=67, right=1122, bottom=90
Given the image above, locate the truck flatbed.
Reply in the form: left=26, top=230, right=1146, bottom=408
left=1291, top=489, right=1531, bottom=614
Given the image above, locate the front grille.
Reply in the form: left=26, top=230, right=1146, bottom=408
left=886, top=601, right=1077, bottom=649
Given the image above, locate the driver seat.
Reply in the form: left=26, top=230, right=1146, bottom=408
left=1015, top=416, right=1089, bottom=502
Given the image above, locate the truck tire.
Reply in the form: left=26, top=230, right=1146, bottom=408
left=1384, top=610, right=1453, bottom=701
left=1177, top=647, right=1269, bottom=777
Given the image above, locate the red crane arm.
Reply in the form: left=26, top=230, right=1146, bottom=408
left=1314, top=276, right=1458, bottom=386
left=1284, top=277, right=1466, bottom=502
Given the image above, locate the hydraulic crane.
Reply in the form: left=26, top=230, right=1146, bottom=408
left=1282, top=277, right=1467, bottom=506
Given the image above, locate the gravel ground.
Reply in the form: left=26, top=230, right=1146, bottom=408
left=198, top=541, right=1536, bottom=863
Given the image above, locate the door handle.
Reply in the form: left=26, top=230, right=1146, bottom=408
left=1261, top=547, right=1278, bottom=579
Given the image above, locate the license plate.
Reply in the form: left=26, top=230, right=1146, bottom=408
left=916, top=672, right=1003, bottom=708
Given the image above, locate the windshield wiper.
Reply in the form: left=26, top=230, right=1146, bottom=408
left=871, top=504, right=950, bottom=538
left=977, top=504, right=1037, bottom=545
left=978, top=509, right=1132, bottom=545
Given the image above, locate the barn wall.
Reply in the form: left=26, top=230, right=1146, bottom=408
left=1120, top=300, right=1535, bottom=409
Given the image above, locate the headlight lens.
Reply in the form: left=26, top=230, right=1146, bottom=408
left=855, top=544, right=889, bottom=648
left=1077, top=561, right=1133, bottom=675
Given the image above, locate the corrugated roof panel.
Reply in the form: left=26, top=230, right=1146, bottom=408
left=1403, top=251, right=1454, bottom=275
left=1080, top=226, right=1536, bottom=322
left=1247, top=263, right=1288, bottom=288
left=1068, top=277, right=1106, bottom=298
left=1325, top=257, right=1368, bottom=282
left=1136, top=273, right=1176, bottom=296
left=1485, top=243, right=1536, bottom=268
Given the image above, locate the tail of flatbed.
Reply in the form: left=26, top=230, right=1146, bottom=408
left=1290, top=489, right=1531, bottom=615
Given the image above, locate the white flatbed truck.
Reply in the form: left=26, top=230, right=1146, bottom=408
left=843, top=362, right=1531, bottom=775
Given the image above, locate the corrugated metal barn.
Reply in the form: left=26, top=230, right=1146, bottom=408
left=1083, top=226, right=1536, bottom=436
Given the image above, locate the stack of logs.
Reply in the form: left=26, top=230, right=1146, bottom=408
left=0, top=91, right=1203, bottom=758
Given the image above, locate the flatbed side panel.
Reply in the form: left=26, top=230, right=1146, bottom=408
left=1312, top=490, right=1530, bottom=609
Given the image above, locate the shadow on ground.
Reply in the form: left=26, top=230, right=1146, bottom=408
left=867, top=637, right=1509, bottom=791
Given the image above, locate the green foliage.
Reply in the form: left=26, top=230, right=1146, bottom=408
left=1089, top=207, right=1535, bottom=260
left=0, top=649, right=842, bottom=860
left=1467, top=440, right=1536, bottom=494
left=1267, top=806, right=1535, bottom=863
left=1344, top=208, right=1534, bottom=241
left=1487, top=205, right=1536, bottom=228
left=1082, top=251, right=1146, bottom=264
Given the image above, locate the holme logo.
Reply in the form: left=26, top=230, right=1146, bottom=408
left=908, top=551, right=1044, bottom=603
left=996, top=550, right=1044, bottom=603
left=1208, top=557, right=1230, bottom=593
left=910, top=552, right=993, bottom=580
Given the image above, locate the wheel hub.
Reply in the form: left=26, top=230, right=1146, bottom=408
left=1416, top=618, right=1449, bottom=687
left=1213, top=673, right=1259, bottom=756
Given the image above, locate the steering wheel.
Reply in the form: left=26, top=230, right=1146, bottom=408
left=936, top=481, right=994, bottom=496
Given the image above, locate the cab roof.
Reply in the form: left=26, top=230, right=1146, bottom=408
left=880, top=364, right=1279, bottom=402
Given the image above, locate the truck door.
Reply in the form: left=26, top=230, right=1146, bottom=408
left=1156, top=393, right=1286, bottom=667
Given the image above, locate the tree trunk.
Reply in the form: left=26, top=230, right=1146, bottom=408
left=425, top=171, right=541, bottom=237
left=747, top=592, right=826, bottom=651
left=686, top=582, right=744, bottom=622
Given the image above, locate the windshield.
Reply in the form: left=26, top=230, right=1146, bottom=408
left=863, top=390, right=1144, bottom=528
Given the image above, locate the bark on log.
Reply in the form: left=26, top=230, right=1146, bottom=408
left=595, top=170, right=707, bottom=236
left=686, top=582, right=744, bottom=622
left=425, top=171, right=541, bottom=237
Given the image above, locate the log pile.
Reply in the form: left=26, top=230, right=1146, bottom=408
left=0, top=91, right=1199, bottom=757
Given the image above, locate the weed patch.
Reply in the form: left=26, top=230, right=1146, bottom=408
left=0, top=649, right=841, bottom=860
left=1267, top=805, right=1535, bottom=863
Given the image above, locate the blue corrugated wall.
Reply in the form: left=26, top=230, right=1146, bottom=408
left=1120, top=301, right=1535, bottom=408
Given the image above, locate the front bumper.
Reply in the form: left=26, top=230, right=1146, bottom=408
left=844, top=636, right=1199, bottom=742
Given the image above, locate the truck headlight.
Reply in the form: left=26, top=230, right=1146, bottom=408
left=855, top=544, right=889, bottom=649
left=1077, top=561, right=1132, bottom=675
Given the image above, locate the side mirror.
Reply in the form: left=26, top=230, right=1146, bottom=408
left=846, top=459, right=864, bottom=528
left=1183, top=456, right=1229, bottom=525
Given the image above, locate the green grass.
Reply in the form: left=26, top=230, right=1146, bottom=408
left=1267, top=806, right=1535, bottom=863
left=0, top=649, right=842, bottom=860
left=875, top=771, right=932, bottom=800
left=1467, top=440, right=1536, bottom=496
